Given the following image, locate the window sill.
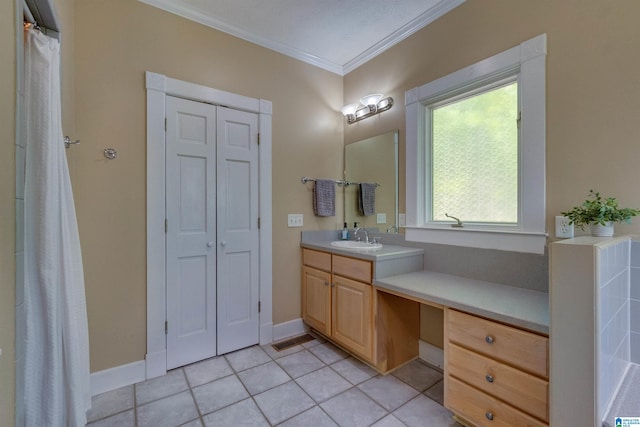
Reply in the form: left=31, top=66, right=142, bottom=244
left=405, top=226, right=548, bottom=254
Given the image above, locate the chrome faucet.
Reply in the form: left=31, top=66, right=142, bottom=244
left=354, top=227, right=369, bottom=243
left=386, top=225, right=398, bottom=233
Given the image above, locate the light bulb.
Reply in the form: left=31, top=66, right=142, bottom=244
left=360, top=94, right=383, bottom=107
left=341, top=104, right=359, bottom=116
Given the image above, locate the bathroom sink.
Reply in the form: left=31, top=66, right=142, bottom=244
left=330, top=241, right=383, bottom=250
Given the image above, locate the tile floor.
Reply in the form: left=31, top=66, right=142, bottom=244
left=86, top=335, right=462, bottom=427
left=604, top=363, right=640, bottom=426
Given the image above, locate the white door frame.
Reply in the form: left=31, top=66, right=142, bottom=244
left=145, top=71, right=273, bottom=379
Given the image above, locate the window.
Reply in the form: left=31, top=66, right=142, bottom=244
left=431, top=79, right=518, bottom=224
left=405, top=34, right=547, bottom=253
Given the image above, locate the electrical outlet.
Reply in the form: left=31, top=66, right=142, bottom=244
left=399, top=213, right=406, bottom=227
left=555, top=215, right=574, bottom=239
left=287, top=214, right=303, bottom=227
left=376, top=213, right=386, bottom=224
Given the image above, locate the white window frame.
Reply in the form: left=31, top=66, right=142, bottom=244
left=405, top=34, right=547, bottom=254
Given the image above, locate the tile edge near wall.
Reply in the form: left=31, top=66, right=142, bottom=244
left=90, top=321, right=446, bottom=396
left=91, top=320, right=308, bottom=396
left=272, top=318, right=308, bottom=342
left=273, top=317, right=446, bottom=371
left=90, top=360, right=146, bottom=397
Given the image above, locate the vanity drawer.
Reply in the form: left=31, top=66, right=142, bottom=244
left=332, top=255, right=372, bottom=283
left=448, top=343, right=548, bottom=421
left=447, top=309, right=548, bottom=378
left=447, top=376, right=547, bottom=427
left=303, top=249, right=331, bottom=272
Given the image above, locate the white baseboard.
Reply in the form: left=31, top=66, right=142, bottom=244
left=90, top=359, right=146, bottom=396
left=419, top=340, right=444, bottom=369
left=272, top=318, right=308, bottom=342
left=145, top=350, right=167, bottom=380
left=91, top=320, right=308, bottom=396
left=260, top=321, right=274, bottom=346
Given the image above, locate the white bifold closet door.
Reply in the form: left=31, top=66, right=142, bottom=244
left=165, top=96, right=259, bottom=369
left=216, top=106, right=260, bottom=354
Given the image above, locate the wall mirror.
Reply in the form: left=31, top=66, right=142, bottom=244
left=344, top=130, right=399, bottom=232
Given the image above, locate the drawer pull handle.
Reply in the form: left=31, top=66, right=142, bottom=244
left=485, top=374, right=494, bottom=383
left=485, top=335, right=494, bottom=344
left=485, top=411, right=494, bottom=421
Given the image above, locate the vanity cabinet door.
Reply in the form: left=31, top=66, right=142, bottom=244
left=331, top=274, right=373, bottom=361
left=302, top=266, right=331, bottom=335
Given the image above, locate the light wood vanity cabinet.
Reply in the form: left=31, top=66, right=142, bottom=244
left=302, top=247, right=420, bottom=371
left=301, top=266, right=331, bottom=335
left=445, top=308, right=549, bottom=427
left=302, top=249, right=374, bottom=361
left=331, top=273, right=372, bottom=360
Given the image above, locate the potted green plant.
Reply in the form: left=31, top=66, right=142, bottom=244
left=561, top=190, right=640, bottom=237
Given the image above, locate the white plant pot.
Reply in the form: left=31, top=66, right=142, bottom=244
left=590, top=222, right=614, bottom=237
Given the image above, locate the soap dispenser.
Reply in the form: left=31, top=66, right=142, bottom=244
left=341, top=222, right=349, bottom=240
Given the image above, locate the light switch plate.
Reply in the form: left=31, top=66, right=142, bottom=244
left=376, top=213, right=386, bottom=224
left=399, top=213, right=406, bottom=227
left=555, top=215, right=574, bottom=239
left=287, top=214, right=303, bottom=227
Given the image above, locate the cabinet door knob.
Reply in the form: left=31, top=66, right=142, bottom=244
left=324, top=280, right=329, bottom=286
left=485, top=374, right=494, bottom=383
left=485, top=411, right=494, bottom=421
left=331, top=283, right=336, bottom=288
left=485, top=335, right=494, bottom=344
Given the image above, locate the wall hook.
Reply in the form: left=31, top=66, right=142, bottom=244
left=64, top=136, right=80, bottom=148
left=104, top=148, right=117, bottom=160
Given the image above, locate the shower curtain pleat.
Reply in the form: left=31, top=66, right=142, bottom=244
left=23, top=28, right=91, bottom=427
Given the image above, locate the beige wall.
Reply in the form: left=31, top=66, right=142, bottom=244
left=0, top=0, right=16, bottom=424
left=56, top=0, right=76, bottom=179
left=14, top=0, right=638, bottom=376
left=344, top=0, right=640, bottom=346
left=345, top=0, right=640, bottom=235
left=74, top=0, right=344, bottom=371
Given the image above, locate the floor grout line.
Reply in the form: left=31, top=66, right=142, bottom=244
left=87, top=342, right=449, bottom=427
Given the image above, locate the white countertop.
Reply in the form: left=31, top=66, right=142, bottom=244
left=301, top=241, right=424, bottom=262
left=374, top=270, right=549, bottom=335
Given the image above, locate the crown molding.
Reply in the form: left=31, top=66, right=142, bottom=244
left=343, top=0, right=466, bottom=74
left=138, top=0, right=465, bottom=76
left=138, top=0, right=344, bottom=74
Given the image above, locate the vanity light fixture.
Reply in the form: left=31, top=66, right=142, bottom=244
left=341, top=93, right=394, bottom=124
